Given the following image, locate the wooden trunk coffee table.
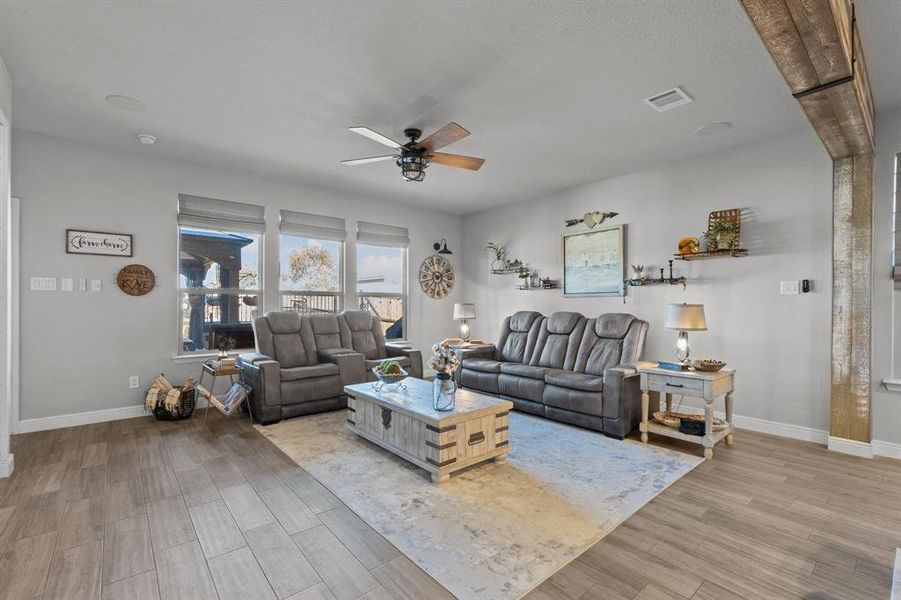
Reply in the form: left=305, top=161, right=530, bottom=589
left=344, top=378, right=512, bottom=484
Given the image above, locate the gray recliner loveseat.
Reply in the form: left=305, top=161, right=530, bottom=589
left=458, top=310, right=648, bottom=439
left=239, top=310, right=422, bottom=424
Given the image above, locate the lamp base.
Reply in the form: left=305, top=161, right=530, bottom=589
left=459, top=320, right=471, bottom=342
left=675, top=330, right=690, bottom=363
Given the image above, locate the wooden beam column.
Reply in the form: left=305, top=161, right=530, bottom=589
left=741, top=0, right=875, bottom=448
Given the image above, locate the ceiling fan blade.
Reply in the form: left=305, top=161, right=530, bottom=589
left=348, top=126, right=404, bottom=150
left=429, top=152, right=485, bottom=171
left=341, top=155, right=397, bottom=166
left=417, top=122, right=470, bottom=151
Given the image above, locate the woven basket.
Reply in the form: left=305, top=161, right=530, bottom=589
left=653, top=411, right=728, bottom=431
left=151, top=387, right=196, bottom=421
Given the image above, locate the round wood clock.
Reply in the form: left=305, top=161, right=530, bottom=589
left=419, top=255, right=454, bottom=299
left=116, top=264, right=156, bottom=296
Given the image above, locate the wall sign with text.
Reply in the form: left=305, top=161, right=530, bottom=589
left=116, top=264, right=156, bottom=296
left=66, top=229, right=133, bottom=257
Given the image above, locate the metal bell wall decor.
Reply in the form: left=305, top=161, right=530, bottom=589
left=564, top=211, right=619, bottom=228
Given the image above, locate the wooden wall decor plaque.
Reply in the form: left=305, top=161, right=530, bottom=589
left=116, top=264, right=156, bottom=296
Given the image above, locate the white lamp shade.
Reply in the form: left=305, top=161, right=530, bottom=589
left=664, top=303, right=707, bottom=331
left=453, top=303, right=476, bottom=320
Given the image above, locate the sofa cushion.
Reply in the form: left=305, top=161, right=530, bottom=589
left=462, top=358, right=501, bottom=373
left=280, top=376, right=343, bottom=405
left=497, top=311, right=543, bottom=363
left=308, top=314, right=347, bottom=351
left=461, top=369, right=500, bottom=395
left=498, top=373, right=545, bottom=402
left=266, top=311, right=303, bottom=334
left=499, top=363, right=548, bottom=380
left=280, top=362, right=340, bottom=382
left=340, top=310, right=387, bottom=360
left=533, top=311, right=586, bottom=370
left=543, top=385, right=603, bottom=417
left=595, top=313, right=636, bottom=338
left=544, top=369, right=604, bottom=392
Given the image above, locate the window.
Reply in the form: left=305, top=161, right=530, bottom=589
left=177, top=195, right=265, bottom=354
left=357, top=221, right=408, bottom=340
left=279, top=210, right=346, bottom=314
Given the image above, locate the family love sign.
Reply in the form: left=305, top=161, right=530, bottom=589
left=66, top=229, right=133, bottom=257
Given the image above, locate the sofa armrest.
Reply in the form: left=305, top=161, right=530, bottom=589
left=238, top=353, right=282, bottom=424
left=601, top=364, right=642, bottom=439
left=386, top=345, right=423, bottom=379
left=458, top=344, right=496, bottom=361
left=319, top=348, right=366, bottom=386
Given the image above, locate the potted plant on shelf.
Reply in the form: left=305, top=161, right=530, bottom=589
left=215, top=334, right=236, bottom=360
left=485, top=242, right=507, bottom=271
left=631, top=264, right=645, bottom=284
left=429, top=341, right=460, bottom=411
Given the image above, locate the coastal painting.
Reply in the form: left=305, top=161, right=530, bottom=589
left=563, top=225, right=624, bottom=296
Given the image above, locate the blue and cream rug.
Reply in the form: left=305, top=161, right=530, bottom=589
left=257, top=411, right=701, bottom=599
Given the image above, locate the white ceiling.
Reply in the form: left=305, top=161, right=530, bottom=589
left=855, top=0, right=901, bottom=115
left=0, top=1, right=883, bottom=215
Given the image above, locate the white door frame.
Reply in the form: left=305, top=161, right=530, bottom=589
left=0, top=114, right=13, bottom=477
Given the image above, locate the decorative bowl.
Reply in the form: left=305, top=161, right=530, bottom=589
left=678, top=236, right=701, bottom=255
left=371, top=366, right=408, bottom=391
left=692, top=359, right=726, bottom=372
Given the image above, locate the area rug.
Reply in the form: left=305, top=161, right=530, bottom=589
left=257, top=411, right=701, bottom=599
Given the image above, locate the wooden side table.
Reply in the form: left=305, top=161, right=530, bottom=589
left=638, top=362, right=735, bottom=459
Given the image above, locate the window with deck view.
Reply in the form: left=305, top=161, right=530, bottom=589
left=177, top=195, right=265, bottom=354
left=356, top=221, right=409, bottom=340
left=279, top=210, right=346, bottom=315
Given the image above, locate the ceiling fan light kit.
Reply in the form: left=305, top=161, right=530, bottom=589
left=343, top=122, right=484, bottom=182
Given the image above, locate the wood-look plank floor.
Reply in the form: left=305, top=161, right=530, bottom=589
left=1, top=411, right=899, bottom=600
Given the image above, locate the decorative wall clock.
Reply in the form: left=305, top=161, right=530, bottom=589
left=419, top=255, right=455, bottom=299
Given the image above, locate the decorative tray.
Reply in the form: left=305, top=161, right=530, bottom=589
left=652, top=411, right=729, bottom=431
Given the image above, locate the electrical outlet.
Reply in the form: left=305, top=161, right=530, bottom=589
left=779, top=280, right=800, bottom=295
left=129, top=375, right=140, bottom=389
left=90, top=279, right=102, bottom=292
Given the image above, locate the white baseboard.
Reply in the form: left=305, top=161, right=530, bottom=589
left=873, top=439, right=901, bottom=461
left=0, top=453, right=13, bottom=478
left=731, top=413, right=828, bottom=444
left=16, top=404, right=147, bottom=433
left=828, top=435, right=874, bottom=459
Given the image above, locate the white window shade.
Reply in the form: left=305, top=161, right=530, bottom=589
left=357, top=221, right=409, bottom=247
left=895, top=155, right=901, bottom=281
left=280, top=209, right=346, bottom=241
left=178, top=194, right=266, bottom=233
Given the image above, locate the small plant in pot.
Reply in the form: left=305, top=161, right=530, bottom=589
left=429, top=341, right=460, bottom=411
left=485, top=242, right=507, bottom=271
left=631, top=264, right=645, bottom=284
left=215, top=334, right=236, bottom=359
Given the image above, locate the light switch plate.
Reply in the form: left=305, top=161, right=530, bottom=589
left=90, top=279, right=102, bottom=292
left=78, top=278, right=87, bottom=292
left=780, top=280, right=800, bottom=295
left=30, top=277, right=57, bottom=291
left=61, top=278, right=74, bottom=292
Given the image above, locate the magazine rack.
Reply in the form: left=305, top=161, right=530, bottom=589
left=197, top=361, right=251, bottom=425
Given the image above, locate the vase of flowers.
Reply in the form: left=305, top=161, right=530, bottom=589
left=429, top=341, right=459, bottom=411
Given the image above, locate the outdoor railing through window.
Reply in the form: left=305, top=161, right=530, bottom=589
left=280, top=293, right=340, bottom=315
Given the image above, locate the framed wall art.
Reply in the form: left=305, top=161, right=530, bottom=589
left=562, top=224, right=625, bottom=297
left=66, top=229, right=133, bottom=257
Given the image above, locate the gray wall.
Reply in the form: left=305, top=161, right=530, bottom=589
left=12, top=130, right=462, bottom=421
left=461, top=128, right=835, bottom=434
left=871, top=107, right=901, bottom=446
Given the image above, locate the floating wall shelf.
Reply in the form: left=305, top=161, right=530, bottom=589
left=674, top=249, right=749, bottom=261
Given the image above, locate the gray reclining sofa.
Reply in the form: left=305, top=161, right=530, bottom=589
left=239, top=309, right=422, bottom=424
left=458, top=310, right=648, bottom=439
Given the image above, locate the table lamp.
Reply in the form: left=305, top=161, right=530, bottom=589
left=664, top=303, right=707, bottom=363
left=453, top=303, right=476, bottom=342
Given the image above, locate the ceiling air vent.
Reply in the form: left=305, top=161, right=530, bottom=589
left=644, top=87, right=692, bottom=112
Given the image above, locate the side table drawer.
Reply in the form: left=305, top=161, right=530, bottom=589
left=647, top=373, right=705, bottom=397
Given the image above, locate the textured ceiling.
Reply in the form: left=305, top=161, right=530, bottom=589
left=0, top=1, right=819, bottom=214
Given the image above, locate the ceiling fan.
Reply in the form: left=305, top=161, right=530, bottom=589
left=341, top=122, right=485, bottom=182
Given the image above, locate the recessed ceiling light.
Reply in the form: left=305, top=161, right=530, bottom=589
left=136, top=134, right=157, bottom=145
left=695, top=122, right=732, bottom=136
left=105, top=94, right=147, bottom=112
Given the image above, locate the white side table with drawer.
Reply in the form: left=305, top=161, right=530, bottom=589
left=638, top=362, right=735, bottom=459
